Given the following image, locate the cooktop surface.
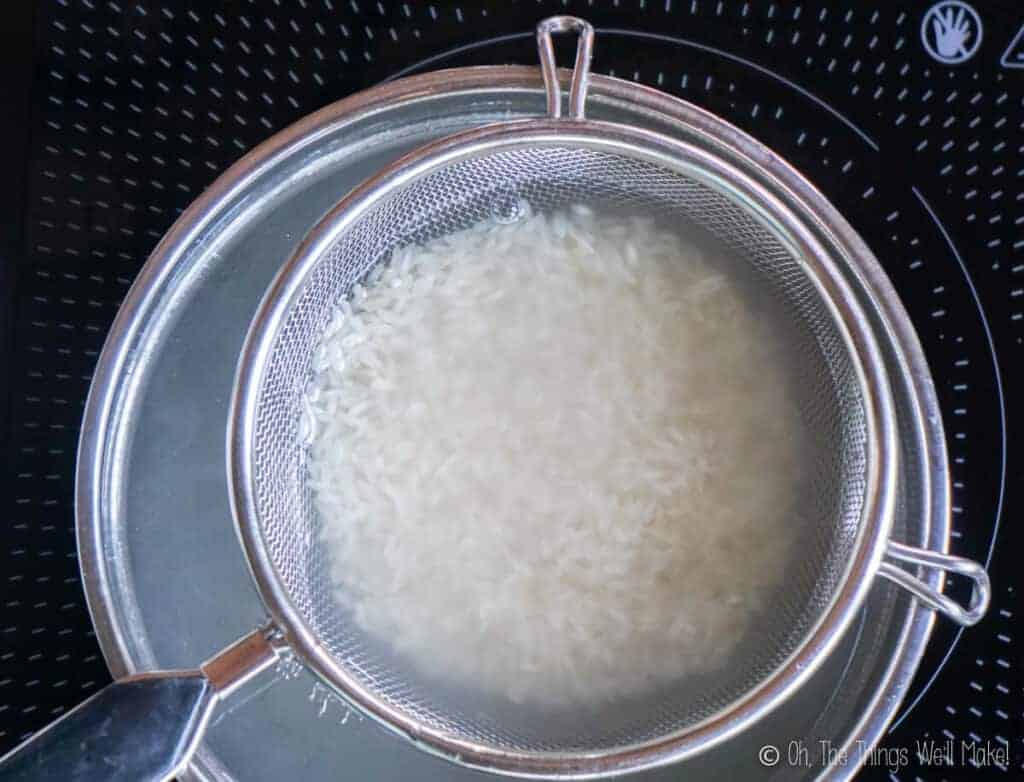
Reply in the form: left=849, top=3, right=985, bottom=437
left=0, top=1, right=1020, bottom=779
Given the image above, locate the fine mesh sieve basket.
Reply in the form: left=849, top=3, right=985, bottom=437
left=0, top=16, right=990, bottom=782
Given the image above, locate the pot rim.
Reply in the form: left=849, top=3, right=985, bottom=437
left=76, top=64, right=947, bottom=782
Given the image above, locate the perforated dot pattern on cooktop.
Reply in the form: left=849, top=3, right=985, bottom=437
left=2, top=1, right=1020, bottom=777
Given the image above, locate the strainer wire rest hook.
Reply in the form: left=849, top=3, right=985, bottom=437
left=537, top=15, right=594, bottom=120
left=880, top=541, right=989, bottom=626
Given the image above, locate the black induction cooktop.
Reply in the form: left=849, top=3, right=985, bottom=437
left=0, top=1, right=1020, bottom=779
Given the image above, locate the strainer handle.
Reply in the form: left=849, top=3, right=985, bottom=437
left=536, top=16, right=595, bottom=120
left=0, top=628, right=279, bottom=781
left=878, top=541, right=990, bottom=626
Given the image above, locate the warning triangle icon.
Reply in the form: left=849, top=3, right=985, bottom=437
left=1000, top=23, right=1024, bottom=68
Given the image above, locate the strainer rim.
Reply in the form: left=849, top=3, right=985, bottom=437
left=227, top=118, right=899, bottom=778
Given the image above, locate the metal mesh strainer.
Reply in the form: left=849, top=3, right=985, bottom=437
left=0, top=16, right=990, bottom=782
left=246, top=141, right=877, bottom=755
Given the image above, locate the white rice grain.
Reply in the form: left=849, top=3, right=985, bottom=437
left=307, top=208, right=806, bottom=706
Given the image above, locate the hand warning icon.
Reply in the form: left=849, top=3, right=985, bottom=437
left=921, top=1, right=983, bottom=65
